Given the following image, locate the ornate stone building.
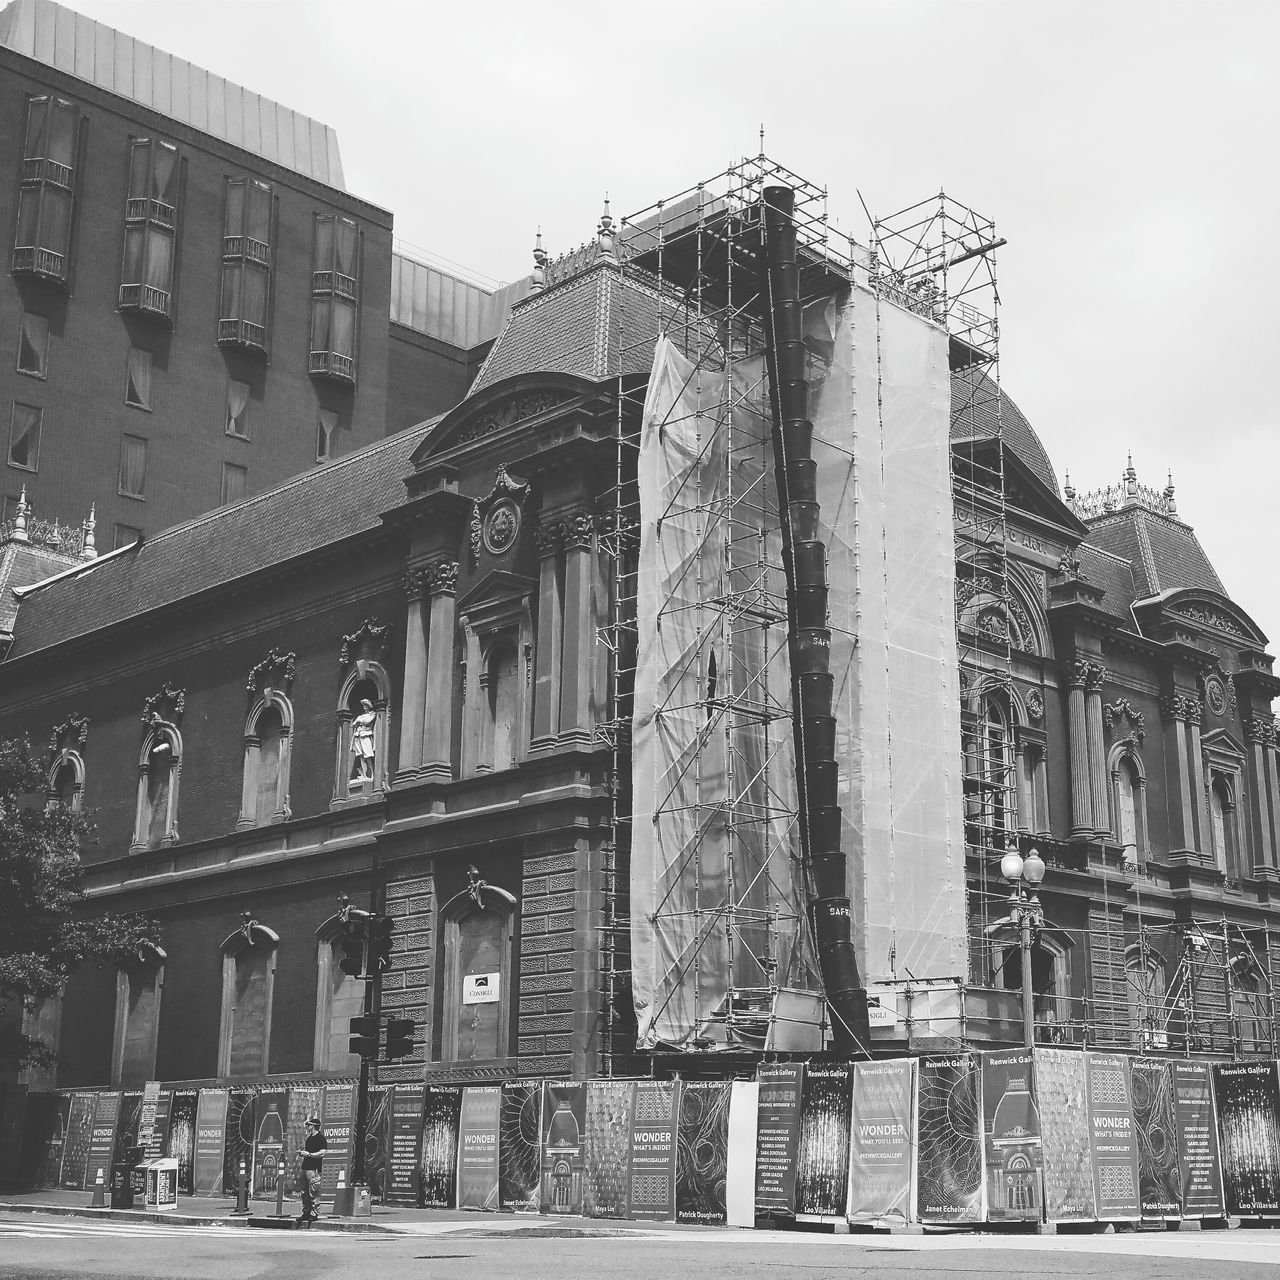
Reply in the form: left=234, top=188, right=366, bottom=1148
left=1, top=212, right=1276, bottom=1096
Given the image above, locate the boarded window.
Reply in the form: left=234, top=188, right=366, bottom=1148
left=254, top=704, right=282, bottom=825
left=228, top=948, right=271, bottom=1077
left=445, top=907, right=508, bottom=1062
left=118, top=966, right=160, bottom=1087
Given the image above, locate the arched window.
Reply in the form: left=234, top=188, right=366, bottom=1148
left=965, top=690, right=1016, bottom=833
left=238, top=694, right=292, bottom=829
left=486, top=640, right=520, bottom=773
left=132, top=725, right=181, bottom=851
left=112, top=942, right=165, bottom=1087
left=1125, top=945, right=1166, bottom=1050
left=1209, top=773, right=1239, bottom=878
left=997, top=933, right=1073, bottom=1042
left=312, top=915, right=366, bottom=1073
left=333, top=662, right=391, bottom=806
left=1109, top=746, right=1147, bottom=863
left=46, top=750, right=84, bottom=811
left=217, top=917, right=279, bottom=1078
left=441, top=869, right=517, bottom=1063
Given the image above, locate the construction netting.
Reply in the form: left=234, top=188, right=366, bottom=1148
left=630, top=335, right=819, bottom=1050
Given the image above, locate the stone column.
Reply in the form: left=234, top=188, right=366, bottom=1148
left=1068, top=659, right=1094, bottom=837
left=1085, top=664, right=1110, bottom=834
left=1244, top=714, right=1277, bottom=871
left=396, top=568, right=428, bottom=780
left=1162, top=692, right=1197, bottom=853
left=420, top=559, right=459, bottom=782
left=1186, top=701, right=1209, bottom=856
left=558, top=511, right=597, bottom=750
left=1265, top=734, right=1280, bottom=870
left=531, top=519, right=564, bottom=754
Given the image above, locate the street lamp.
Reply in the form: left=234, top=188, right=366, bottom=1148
left=1000, top=847, right=1046, bottom=1049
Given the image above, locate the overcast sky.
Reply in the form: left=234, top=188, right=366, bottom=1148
left=60, top=0, right=1280, bottom=649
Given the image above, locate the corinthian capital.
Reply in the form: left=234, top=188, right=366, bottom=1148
left=424, top=559, right=460, bottom=596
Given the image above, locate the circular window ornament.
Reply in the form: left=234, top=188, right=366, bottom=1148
left=1205, top=676, right=1227, bottom=717
left=484, top=500, right=520, bottom=555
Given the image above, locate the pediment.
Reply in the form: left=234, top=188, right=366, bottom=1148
left=954, top=439, right=1087, bottom=539
left=1201, top=726, right=1246, bottom=762
left=1145, top=590, right=1269, bottom=650
left=456, top=568, right=538, bottom=615
left=410, top=373, right=601, bottom=471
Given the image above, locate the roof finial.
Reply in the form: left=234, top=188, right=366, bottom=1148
left=12, top=485, right=29, bottom=543
left=597, top=195, right=617, bottom=265
left=1164, top=469, right=1177, bottom=517
left=1063, top=469, right=1075, bottom=503
left=1124, top=452, right=1138, bottom=498
left=80, top=503, right=96, bottom=560
left=530, top=227, right=547, bottom=294
left=760, top=122, right=766, bottom=156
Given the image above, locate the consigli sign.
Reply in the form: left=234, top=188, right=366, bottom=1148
left=463, top=973, right=500, bottom=1005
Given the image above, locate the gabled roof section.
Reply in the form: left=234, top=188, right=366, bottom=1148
left=6, top=421, right=441, bottom=660
left=0, top=0, right=345, bottom=188
left=0, top=537, right=81, bottom=638
left=1074, top=543, right=1140, bottom=623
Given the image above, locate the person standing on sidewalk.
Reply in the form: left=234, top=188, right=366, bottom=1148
left=299, top=1116, right=327, bottom=1224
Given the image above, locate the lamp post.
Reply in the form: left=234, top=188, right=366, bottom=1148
left=1000, top=847, right=1046, bottom=1049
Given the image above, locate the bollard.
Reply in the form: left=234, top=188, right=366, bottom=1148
left=232, top=1158, right=250, bottom=1216
left=89, top=1167, right=106, bottom=1208
left=275, top=1170, right=285, bottom=1218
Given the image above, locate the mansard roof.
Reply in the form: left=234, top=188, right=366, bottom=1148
left=5, top=420, right=441, bottom=660
left=1082, top=501, right=1225, bottom=601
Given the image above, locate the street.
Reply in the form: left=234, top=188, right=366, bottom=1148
left=0, top=1213, right=1277, bottom=1280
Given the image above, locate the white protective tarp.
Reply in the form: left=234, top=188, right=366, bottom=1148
left=631, top=336, right=816, bottom=1049
left=808, top=285, right=967, bottom=983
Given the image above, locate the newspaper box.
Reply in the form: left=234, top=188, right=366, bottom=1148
left=144, top=1157, right=179, bottom=1211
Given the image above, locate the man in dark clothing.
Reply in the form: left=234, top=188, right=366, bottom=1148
left=299, top=1116, right=327, bottom=1223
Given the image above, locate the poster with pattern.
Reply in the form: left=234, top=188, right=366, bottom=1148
left=915, top=1055, right=982, bottom=1223
left=1173, top=1060, right=1224, bottom=1217
left=500, top=1080, right=543, bottom=1213
left=420, top=1085, right=462, bottom=1209
left=754, top=1063, right=803, bottom=1217
left=167, top=1089, right=198, bottom=1194
left=540, top=1081, right=585, bottom=1215
left=319, top=1082, right=357, bottom=1197
left=59, top=1093, right=95, bottom=1190
left=1130, top=1058, right=1180, bottom=1218
left=1085, top=1052, right=1140, bottom=1220
left=979, top=1049, right=1042, bottom=1224
left=363, top=1086, right=393, bottom=1202
left=848, top=1058, right=914, bottom=1224
left=674, top=1081, right=730, bottom=1225
left=251, top=1090, right=287, bottom=1198
left=629, top=1080, right=679, bottom=1222
left=1213, top=1060, right=1280, bottom=1217
left=192, top=1089, right=228, bottom=1195
left=583, top=1080, right=634, bottom=1219
left=284, top=1086, right=321, bottom=1197
left=84, top=1091, right=122, bottom=1190
left=222, top=1087, right=256, bottom=1194
left=457, top=1085, right=501, bottom=1210
left=112, top=1091, right=143, bottom=1166
left=1034, top=1049, right=1094, bottom=1222
left=794, top=1064, right=852, bottom=1219
left=387, top=1086, right=424, bottom=1206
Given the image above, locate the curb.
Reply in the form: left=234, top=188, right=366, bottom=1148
left=0, top=1201, right=397, bottom=1234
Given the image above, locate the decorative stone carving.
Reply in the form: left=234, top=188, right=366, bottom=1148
left=246, top=647, right=296, bottom=698
left=424, top=559, right=460, bottom=596
left=1056, top=551, right=1085, bottom=581
left=454, top=393, right=567, bottom=446
left=1085, top=662, right=1107, bottom=692
left=1104, top=698, right=1145, bottom=745
left=48, top=714, right=89, bottom=757
left=1025, top=689, right=1045, bottom=724
left=470, top=465, right=532, bottom=560
left=339, top=618, right=390, bottom=669
left=955, top=572, right=1037, bottom=653
left=1244, top=715, right=1277, bottom=748
left=534, top=519, right=564, bottom=556
left=562, top=511, right=596, bottom=550
left=1172, top=605, right=1245, bottom=639
left=1203, top=674, right=1228, bottom=718
left=142, top=682, right=185, bottom=727
left=1160, top=692, right=1202, bottom=725
left=404, top=567, right=425, bottom=601
left=1069, top=657, right=1104, bottom=689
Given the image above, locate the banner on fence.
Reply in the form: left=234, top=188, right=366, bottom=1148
left=167, top=1089, right=198, bottom=1194
left=60, top=1093, right=94, bottom=1191
left=727, top=1080, right=759, bottom=1228
left=319, top=1083, right=356, bottom=1198
left=583, top=1080, right=634, bottom=1220
left=1173, top=1060, right=1224, bottom=1218
left=420, top=1085, right=462, bottom=1210
left=252, top=1090, right=287, bottom=1198
left=498, top=1081, right=542, bottom=1214
left=457, top=1086, right=501, bottom=1211
left=675, top=1081, right=730, bottom=1226
left=795, top=1064, right=852, bottom=1220
left=1085, top=1052, right=1140, bottom=1220
left=84, top=1091, right=122, bottom=1191
left=1034, top=1048, right=1093, bottom=1222
left=980, top=1049, right=1042, bottom=1223
left=136, top=1082, right=161, bottom=1156
left=755, top=1063, right=803, bottom=1217
left=284, top=1086, right=320, bottom=1197
left=193, top=1089, right=228, bottom=1195
left=847, top=1058, right=914, bottom=1225
left=1131, top=1057, right=1180, bottom=1219
left=915, top=1054, right=982, bottom=1224
left=386, top=1086, right=424, bottom=1206
left=629, top=1080, right=679, bottom=1222
left=222, top=1088, right=256, bottom=1195
left=541, top=1081, right=585, bottom=1215
left=364, top=1086, right=393, bottom=1201
left=1214, top=1060, right=1280, bottom=1218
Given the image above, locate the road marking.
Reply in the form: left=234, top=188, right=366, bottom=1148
left=0, top=1219, right=264, bottom=1239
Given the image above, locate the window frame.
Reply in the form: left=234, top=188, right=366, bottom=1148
left=216, top=920, right=279, bottom=1079
left=111, top=942, right=166, bottom=1087
left=236, top=692, right=293, bottom=830
left=1108, top=742, right=1148, bottom=863
left=309, top=214, right=359, bottom=385
left=46, top=748, right=85, bottom=812
left=131, top=722, right=181, bottom=852
left=118, top=137, right=180, bottom=321
left=333, top=661, right=392, bottom=807
left=221, top=461, right=248, bottom=506
left=440, top=877, right=518, bottom=1064
left=316, top=409, right=338, bottom=462
left=124, top=347, right=153, bottom=411
left=12, top=95, right=79, bottom=286
left=218, top=177, right=272, bottom=353
left=312, top=915, right=366, bottom=1075
left=118, top=432, right=149, bottom=499
left=17, top=312, right=50, bottom=379
left=8, top=401, right=42, bottom=472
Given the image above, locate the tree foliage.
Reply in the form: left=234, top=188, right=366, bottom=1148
left=0, top=737, right=158, bottom=1072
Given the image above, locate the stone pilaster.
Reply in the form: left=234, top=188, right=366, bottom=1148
left=1244, top=714, right=1278, bottom=872
left=1085, top=663, right=1110, bottom=834
left=421, top=559, right=459, bottom=782
left=558, top=511, right=597, bottom=750
left=396, top=568, right=428, bottom=780
left=1161, top=690, right=1200, bottom=855
left=531, top=519, right=564, bottom=753
left=1068, top=659, right=1093, bottom=837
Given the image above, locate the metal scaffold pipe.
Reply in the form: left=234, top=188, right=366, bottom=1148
left=760, top=185, right=870, bottom=1057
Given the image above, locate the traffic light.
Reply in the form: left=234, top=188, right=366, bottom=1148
left=385, top=1018, right=416, bottom=1060
left=337, top=917, right=366, bottom=978
left=348, top=1014, right=379, bottom=1059
left=367, top=914, right=396, bottom=972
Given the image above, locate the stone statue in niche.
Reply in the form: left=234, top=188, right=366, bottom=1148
left=349, top=699, right=378, bottom=783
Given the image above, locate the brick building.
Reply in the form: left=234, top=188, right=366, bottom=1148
left=0, top=0, right=492, bottom=549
